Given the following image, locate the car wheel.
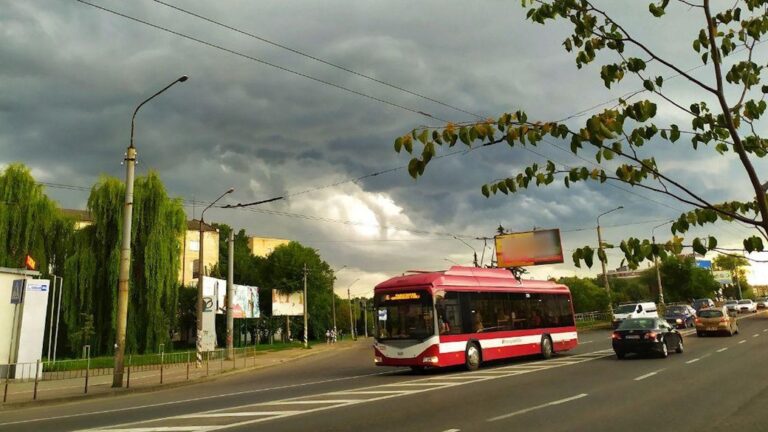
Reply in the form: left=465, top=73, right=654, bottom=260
left=465, top=342, right=481, bottom=371
left=615, top=350, right=625, bottom=360
left=540, top=336, right=554, bottom=360
left=675, top=337, right=684, bottom=354
left=660, top=339, right=669, bottom=358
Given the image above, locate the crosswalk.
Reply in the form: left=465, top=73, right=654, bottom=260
left=80, top=349, right=614, bottom=432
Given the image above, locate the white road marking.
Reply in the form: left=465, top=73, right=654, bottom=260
left=270, top=400, right=359, bottom=404
left=739, top=340, right=747, bottom=344
left=486, top=393, right=588, bottom=422
left=634, top=370, right=663, bottom=381
left=753, top=334, right=760, bottom=338
left=579, top=341, right=595, bottom=345
left=763, top=329, right=767, bottom=332
left=331, top=390, right=410, bottom=395
left=0, top=371, right=393, bottom=427
left=442, top=429, right=460, bottom=432
left=717, top=348, right=728, bottom=353
left=685, top=358, right=701, bottom=364
left=90, top=428, right=215, bottom=432
left=77, top=350, right=612, bottom=432
left=180, top=411, right=299, bottom=418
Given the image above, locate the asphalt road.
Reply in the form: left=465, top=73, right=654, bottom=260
left=2, top=313, right=767, bottom=432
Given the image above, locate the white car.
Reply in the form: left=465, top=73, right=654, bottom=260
left=725, top=300, right=739, bottom=313
left=756, top=297, right=768, bottom=309
left=737, top=299, right=757, bottom=313
left=612, top=302, right=658, bottom=328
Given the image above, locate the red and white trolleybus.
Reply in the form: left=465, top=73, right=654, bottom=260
left=373, top=266, right=578, bottom=371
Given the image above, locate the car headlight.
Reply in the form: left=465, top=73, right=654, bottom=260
left=676, top=318, right=682, bottom=324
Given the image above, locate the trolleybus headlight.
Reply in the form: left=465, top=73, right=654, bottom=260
left=422, top=356, right=439, bottom=364
left=374, top=356, right=383, bottom=363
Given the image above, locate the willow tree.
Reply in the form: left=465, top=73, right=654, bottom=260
left=394, top=0, right=768, bottom=269
left=63, top=172, right=185, bottom=355
left=0, top=163, right=73, bottom=273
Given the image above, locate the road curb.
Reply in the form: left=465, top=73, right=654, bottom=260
left=0, top=341, right=364, bottom=410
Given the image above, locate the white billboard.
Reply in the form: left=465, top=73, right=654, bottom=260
left=233, top=285, right=260, bottom=319
left=202, top=276, right=260, bottom=318
left=713, top=270, right=732, bottom=284
left=272, top=290, right=304, bottom=316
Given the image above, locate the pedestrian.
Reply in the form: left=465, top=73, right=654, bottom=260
left=331, top=329, right=337, bottom=343
left=325, top=329, right=331, bottom=344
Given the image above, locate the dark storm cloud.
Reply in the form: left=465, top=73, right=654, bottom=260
left=1, top=0, right=763, bottom=286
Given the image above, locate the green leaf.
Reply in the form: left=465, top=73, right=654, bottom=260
left=649, top=3, right=665, bottom=17
left=417, top=129, right=428, bottom=144
left=707, top=236, right=717, bottom=250
left=692, top=238, right=707, bottom=255
left=407, top=159, right=420, bottom=179
left=459, top=127, right=470, bottom=146
left=481, top=184, right=490, bottom=198
left=394, top=137, right=403, bottom=153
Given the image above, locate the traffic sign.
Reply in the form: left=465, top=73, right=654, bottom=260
left=10, top=279, right=25, bottom=304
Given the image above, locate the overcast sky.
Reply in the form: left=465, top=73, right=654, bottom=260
left=3, top=0, right=767, bottom=295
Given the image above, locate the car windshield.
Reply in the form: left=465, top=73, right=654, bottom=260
left=374, top=291, right=434, bottom=341
left=698, top=309, right=724, bottom=318
left=738, top=300, right=751, bottom=304
left=618, top=318, right=656, bottom=330
left=665, top=306, right=686, bottom=314
left=615, top=304, right=637, bottom=314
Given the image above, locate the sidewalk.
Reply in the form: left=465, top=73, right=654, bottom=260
left=1, top=340, right=360, bottom=407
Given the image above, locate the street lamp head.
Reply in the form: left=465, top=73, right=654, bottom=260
left=226, top=187, right=235, bottom=194
left=178, top=75, right=189, bottom=83
left=617, top=206, right=624, bottom=209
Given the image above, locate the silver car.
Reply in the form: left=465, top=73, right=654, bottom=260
left=725, top=300, right=739, bottom=313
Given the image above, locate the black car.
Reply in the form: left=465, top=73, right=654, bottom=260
left=612, top=318, right=684, bottom=359
left=664, top=305, right=696, bottom=329
left=692, top=298, right=715, bottom=312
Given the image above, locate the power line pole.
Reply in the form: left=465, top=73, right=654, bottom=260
left=303, top=263, right=309, bottom=349
left=362, top=298, right=368, bottom=338
left=596, top=206, right=622, bottom=316
left=226, top=229, right=234, bottom=360
left=348, top=287, right=356, bottom=340
left=113, top=75, right=188, bottom=388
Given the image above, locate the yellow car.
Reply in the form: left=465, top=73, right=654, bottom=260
left=695, top=307, right=739, bottom=337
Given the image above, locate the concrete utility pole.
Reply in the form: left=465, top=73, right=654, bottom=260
left=196, top=187, right=234, bottom=368
left=348, top=287, right=355, bottom=340
left=652, top=220, right=673, bottom=305
left=113, top=75, right=188, bottom=388
left=596, top=206, right=623, bottom=316
left=303, top=263, right=309, bottom=349
left=226, top=229, right=234, bottom=360
left=347, top=278, right=359, bottom=340
left=362, top=298, right=368, bottom=338
left=331, top=266, right=347, bottom=337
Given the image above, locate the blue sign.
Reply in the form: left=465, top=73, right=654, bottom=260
left=696, top=260, right=712, bottom=270
left=10, top=279, right=25, bottom=304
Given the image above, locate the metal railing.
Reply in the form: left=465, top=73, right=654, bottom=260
left=574, top=311, right=612, bottom=322
left=2, top=346, right=264, bottom=403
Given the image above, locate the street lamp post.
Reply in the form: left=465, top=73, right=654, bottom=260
left=652, top=220, right=674, bottom=305
left=113, top=75, right=188, bottom=388
left=196, top=188, right=234, bottom=367
left=347, top=278, right=359, bottom=340
left=331, top=266, right=347, bottom=337
left=596, top=206, right=623, bottom=315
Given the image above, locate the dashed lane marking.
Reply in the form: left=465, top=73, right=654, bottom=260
left=739, top=340, right=747, bottom=344
left=634, top=370, right=663, bottom=381
left=753, top=334, right=760, bottom=338
left=78, top=350, right=613, bottom=432
left=685, top=358, right=701, bottom=364
left=486, top=393, right=589, bottom=422
left=717, top=348, right=728, bottom=353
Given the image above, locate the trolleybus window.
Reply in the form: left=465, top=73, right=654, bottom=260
left=374, top=291, right=434, bottom=340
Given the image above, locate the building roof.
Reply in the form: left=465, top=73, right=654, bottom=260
left=375, top=266, right=568, bottom=293
left=61, top=208, right=93, bottom=222
left=187, top=219, right=218, bottom=232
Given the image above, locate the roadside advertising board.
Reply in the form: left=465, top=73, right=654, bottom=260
left=495, top=228, right=564, bottom=267
left=272, top=290, right=304, bottom=316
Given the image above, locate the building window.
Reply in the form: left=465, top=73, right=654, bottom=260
left=192, top=259, right=200, bottom=279
left=189, top=240, right=200, bottom=252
